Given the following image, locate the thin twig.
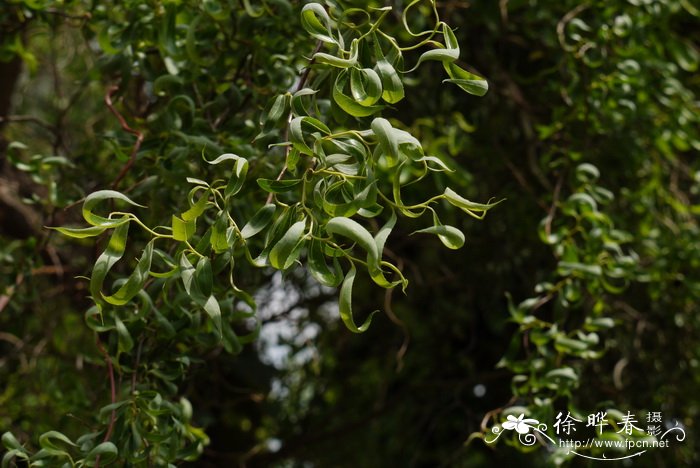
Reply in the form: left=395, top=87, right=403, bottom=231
left=104, top=85, right=144, bottom=190
left=383, top=287, right=410, bottom=372
left=0, top=331, right=23, bottom=348
left=556, top=4, right=590, bottom=52
left=62, top=196, right=86, bottom=212
left=296, top=41, right=324, bottom=93
left=0, top=273, right=24, bottom=314
left=543, top=171, right=565, bottom=240
left=131, top=337, right=145, bottom=394
left=266, top=40, right=323, bottom=204
left=499, top=0, right=509, bottom=25
left=95, top=336, right=117, bottom=468
left=480, top=395, right=518, bottom=432
left=0, top=115, right=54, bottom=130
left=501, top=157, right=548, bottom=211
left=43, top=8, right=92, bottom=22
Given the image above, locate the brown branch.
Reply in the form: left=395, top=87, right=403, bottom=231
left=0, top=273, right=24, bottom=314
left=480, top=395, right=518, bottom=432
left=94, top=336, right=117, bottom=468
left=543, top=171, right=565, bottom=240
left=556, top=4, right=590, bottom=52
left=104, top=85, right=144, bottom=190
left=295, top=41, right=324, bottom=94
left=0, top=115, right=54, bottom=131
left=266, top=40, right=324, bottom=204
left=499, top=0, right=509, bottom=25
left=42, top=8, right=92, bottom=23
left=0, top=331, right=23, bottom=348
left=62, top=195, right=86, bottom=212
left=501, top=157, right=548, bottom=211
left=383, top=287, right=410, bottom=372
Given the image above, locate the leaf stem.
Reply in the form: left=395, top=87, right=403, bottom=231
left=266, top=40, right=324, bottom=204
left=94, top=335, right=117, bottom=468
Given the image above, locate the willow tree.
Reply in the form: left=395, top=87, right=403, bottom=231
left=1, top=0, right=493, bottom=465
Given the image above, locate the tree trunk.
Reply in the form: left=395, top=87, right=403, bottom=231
left=0, top=50, right=42, bottom=239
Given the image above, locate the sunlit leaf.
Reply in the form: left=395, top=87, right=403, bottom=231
left=374, top=209, right=396, bottom=256
left=260, top=94, right=290, bottom=129
left=38, top=431, right=76, bottom=457
left=1, top=433, right=23, bottom=452
left=210, top=213, right=233, bottom=253
left=257, top=178, right=303, bottom=193
left=558, top=261, right=603, bottom=277
left=350, top=67, right=382, bottom=107
left=291, top=88, right=318, bottom=117
left=83, top=190, right=144, bottom=227
left=326, top=217, right=379, bottom=265
left=308, top=239, right=343, bottom=287
left=203, top=295, right=222, bottom=336
left=241, top=204, right=276, bottom=239
left=443, top=62, right=488, bottom=96
left=52, top=225, right=109, bottom=239
left=418, top=155, right=453, bottom=172
left=195, top=257, right=213, bottom=297
left=545, top=367, right=579, bottom=382
left=333, top=70, right=384, bottom=117
left=179, top=253, right=196, bottom=295
left=338, top=263, right=378, bottom=333
left=181, top=190, right=209, bottom=221
left=242, top=0, right=264, bottom=18
left=413, top=23, right=459, bottom=69
left=371, top=117, right=400, bottom=165
left=103, top=241, right=155, bottom=306
left=325, top=217, right=399, bottom=288
left=172, top=215, right=196, bottom=241
left=374, top=60, right=404, bottom=104
left=83, top=442, right=118, bottom=465
left=269, top=220, right=307, bottom=270
left=90, top=222, right=130, bottom=304
left=443, top=187, right=503, bottom=218
left=114, top=316, right=134, bottom=354
left=313, top=38, right=359, bottom=68
left=289, top=116, right=331, bottom=155
left=414, top=224, right=465, bottom=249
left=301, top=3, right=336, bottom=44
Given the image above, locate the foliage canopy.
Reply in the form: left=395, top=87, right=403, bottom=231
left=0, top=0, right=698, bottom=466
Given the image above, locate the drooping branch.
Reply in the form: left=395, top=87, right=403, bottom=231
left=94, top=336, right=117, bottom=468
left=104, top=85, right=144, bottom=190
left=266, top=40, right=323, bottom=204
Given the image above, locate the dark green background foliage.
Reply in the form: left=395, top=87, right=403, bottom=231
left=0, top=0, right=698, bottom=466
